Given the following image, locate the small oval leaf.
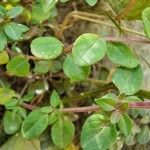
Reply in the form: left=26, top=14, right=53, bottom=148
left=118, top=113, right=133, bottom=136
left=6, top=56, right=30, bottom=77
left=0, top=29, right=7, bottom=51
left=63, top=55, right=90, bottom=81
left=137, top=126, right=150, bottom=144
left=95, top=98, right=117, bottom=111
left=72, top=33, right=107, bottom=66
left=3, top=111, right=22, bottom=134
left=50, top=90, right=61, bottom=108
left=31, top=37, right=63, bottom=59
left=81, top=114, right=117, bottom=150
left=7, top=6, right=23, bottom=18
left=0, top=51, right=9, bottom=65
left=113, top=65, right=143, bottom=95
left=51, top=118, right=75, bottom=149
left=0, top=88, right=16, bottom=105
left=21, top=110, right=49, bottom=139
left=4, top=22, right=26, bottom=40
left=107, top=42, right=139, bottom=68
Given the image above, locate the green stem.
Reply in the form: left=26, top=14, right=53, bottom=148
left=136, top=90, right=150, bottom=99
left=63, top=82, right=114, bottom=103
left=63, top=83, right=150, bottom=103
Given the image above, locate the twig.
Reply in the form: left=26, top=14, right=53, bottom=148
left=63, top=82, right=114, bottom=103
left=22, top=101, right=150, bottom=113
left=22, top=103, right=37, bottom=110
left=105, top=36, right=150, bottom=44
left=63, top=105, right=99, bottom=113
left=57, top=11, right=145, bottom=38
left=129, top=101, right=150, bottom=108
left=20, top=83, right=28, bottom=97
left=73, top=15, right=145, bottom=37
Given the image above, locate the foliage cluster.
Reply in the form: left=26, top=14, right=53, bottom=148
left=0, top=0, right=150, bottom=150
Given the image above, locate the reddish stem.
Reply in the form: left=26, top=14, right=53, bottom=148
left=63, top=105, right=99, bottom=113
left=22, top=103, right=37, bottom=110
left=22, top=101, right=150, bottom=113
left=129, top=101, right=150, bottom=108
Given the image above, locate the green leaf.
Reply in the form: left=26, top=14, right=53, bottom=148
left=40, top=0, right=58, bottom=14
left=102, top=93, right=117, bottom=99
left=7, top=0, right=21, bottom=3
left=63, top=55, right=90, bottom=81
left=4, top=22, right=27, bottom=40
left=95, top=98, right=117, bottom=111
left=137, top=126, right=150, bottom=144
left=124, top=96, right=142, bottom=118
left=6, top=56, right=30, bottom=77
left=118, top=102, right=129, bottom=111
left=0, top=5, right=7, bottom=18
left=3, top=111, right=22, bottom=134
left=118, top=113, right=133, bottom=136
left=49, top=111, right=58, bottom=125
left=72, top=33, right=107, bottom=66
left=31, top=4, right=50, bottom=23
left=85, top=0, right=98, bottom=6
left=106, top=0, right=150, bottom=20
left=21, top=92, right=35, bottom=103
left=21, top=110, right=49, bottom=139
left=127, top=0, right=150, bottom=20
left=107, top=42, right=139, bottom=68
left=60, top=0, right=70, bottom=2
left=110, top=110, right=122, bottom=124
left=142, top=7, right=150, bottom=39
left=17, top=24, right=29, bottom=33
left=7, top=6, right=23, bottom=18
left=0, top=51, right=9, bottom=65
left=0, top=88, right=16, bottom=105
left=81, top=114, right=117, bottom=150
left=50, top=90, right=61, bottom=108
left=34, top=60, right=52, bottom=74
left=4, top=98, right=19, bottom=110
left=0, top=29, right=7, bottom=51
left=30, top=37, right=63, bottom=59
left=14, top=107, right=27, bottom=119
left=40, top=106, right=53, bottom=114
left=50, top=60, right=62, bottom=73
left=124, top=96, right=142, bottom=102
left=51, top=118, right=75, bottom=149
left=0, top=134, right=41, bottom=150
left=113, top=65, right=143, bottom=95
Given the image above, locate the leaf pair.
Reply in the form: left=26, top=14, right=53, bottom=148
left=81, top=113, right=133, bottom=150
left=21, top=109, right=75, bottom=149
left=63, top=33, right=107, bottom=81
left=21, top=90, right=75, bottom=149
